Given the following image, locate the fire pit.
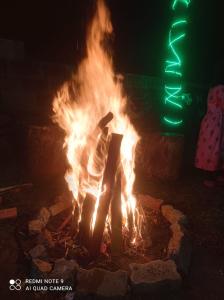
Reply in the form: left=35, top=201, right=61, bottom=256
left=16, top=0, right=191, bottom=298
left=22, top=192, right=191, bottom=298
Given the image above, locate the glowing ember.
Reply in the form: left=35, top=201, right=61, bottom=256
left=52, top=0, right=142, bottom=247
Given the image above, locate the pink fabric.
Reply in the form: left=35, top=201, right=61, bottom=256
left=195, top=85, right=224, bottom=171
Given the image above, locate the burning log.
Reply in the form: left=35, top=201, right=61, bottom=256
left=78, top=124, right=109, bottom=247
left=93, top=126, right=109, bottom=176
left=97, top=112, right=113, bottom=130
left=120, top=165, right=134, bottom=243
left=111, top=170, right=122, bottom=256
left=81, top=112, right=112, bottom=160
left=79, top=112, right=112, bottom=173
left=90, top=133, right=123, bottom=258
left=78, top=193, right=96, bottom=248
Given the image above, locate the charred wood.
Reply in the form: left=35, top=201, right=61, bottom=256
left=90, top=133, right=123, bottom=258
left=111, top=170, right=122, bottom=256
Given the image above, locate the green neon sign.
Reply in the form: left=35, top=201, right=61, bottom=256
left=163, top=0, right=191, bottom=127
left=163, top=117, right=183, bottom=125
left=172, top=0, right=191, bottom=10
left=165, top=85, right=183, bottom=109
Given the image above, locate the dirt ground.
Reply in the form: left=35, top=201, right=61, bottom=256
left=0, top=169, right=224, bottom=300
left=136, top=169, right=224, bottom=300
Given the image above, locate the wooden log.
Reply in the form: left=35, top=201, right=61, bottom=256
left=70, top=203, right=80, bottom=237
left=0, top=207, right=17, bottom=220
left=80, top=112, right=113, bottom=170
left=90, top=133, right=123, bottom=258
left=49, top=200, right=72, bottom=217
left=111, top=170, right=122, bottom=256
left=92, top=127, right=109, bottom=177
left=97, top=112, right=113, bottom=130
left=120, top=165, right=133, bottom=243
left=57, top=214, right=72, bottom=231
left=77, top=127, right=109, bottom=246
left=78, top=193, right=96, bottom=248
left=73, top=113, right=113, bottom=242
left=0, top=183, right=33, bottom=194
left=79, top=112, right=112, bottom=175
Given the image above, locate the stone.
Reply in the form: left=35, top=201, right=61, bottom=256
left=138, top=194, right=163, bottom=211
left=76, top=268, right=128, bottom=297
left=32, top=258, right=52, bottom=273
left=161, top=205, right=187, bottom=225
left=168, top=223, right=192, bottom=275
left=29, top=244, right=47, bottom=258
left=129, top=260, right=181, bottom=294
left=168, top=223, right=184, bottom=255
left=28, top=219, right=44, bottom=235
left=50, top=258, right=78, bottom=281
left=65, top=292, right=75, bottom=300
left=38, top=207, right=51, bottom=226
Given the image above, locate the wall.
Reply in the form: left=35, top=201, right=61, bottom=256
left=0, top=50, right=208, bottom=183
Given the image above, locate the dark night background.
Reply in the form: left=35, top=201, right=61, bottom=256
left=1, top=3, right=224, bottom=299
left=0, top=0, right=223, bottom=84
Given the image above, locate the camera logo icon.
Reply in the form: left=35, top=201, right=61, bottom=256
left=9, top=279, right=22, bottom=291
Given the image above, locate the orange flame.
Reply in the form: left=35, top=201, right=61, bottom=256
left=52, top=0, right=141, bottom=243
